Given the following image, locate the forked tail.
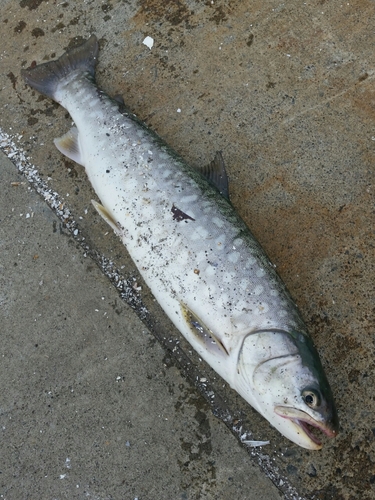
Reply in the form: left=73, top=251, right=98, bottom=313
left=21, top=35, right=99, bottom=101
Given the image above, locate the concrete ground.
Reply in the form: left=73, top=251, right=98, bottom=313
left=0, top=151, right=283, bottom=500
left=0, top=0, right=374, bottom=499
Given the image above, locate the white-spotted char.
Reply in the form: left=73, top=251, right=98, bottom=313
left=21, top=35, right=338, bottom=449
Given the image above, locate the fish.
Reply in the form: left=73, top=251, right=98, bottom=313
left=21, top=35, right=339, bottom=450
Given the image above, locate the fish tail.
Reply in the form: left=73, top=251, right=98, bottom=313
left=21, top=35, right=99, bottom=101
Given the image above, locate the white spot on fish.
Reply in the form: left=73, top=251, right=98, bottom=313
left=256, top=267, right=266, bottom=278
left=246, top=256, right=256, bottom=267
left=228, top=252, right=240, bottom=263
left=161, top=167, right=170, bottom=178
left=253, top=284, right=264, bottom=296
left=257, top=302, right=269, bottom=314
left=239, top=279, right=249, bottom=291
left=180, top=194, right=198, bottom=203
left=233, top=238, right=243, bottom=247
left=195, top=250, right=206, bottom=263
left=236, top=300, right=248, bottom=312
left=215, top=233, right=226, bottom=248
left=212, top=217, right=224, bottom=228
left=205, top=265, right=216, bottom=277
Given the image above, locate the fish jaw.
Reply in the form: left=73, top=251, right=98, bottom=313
left=274, top=406, right=338, bottom=450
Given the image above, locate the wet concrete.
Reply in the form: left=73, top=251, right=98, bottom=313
left=0, top=0, right=374, bottom=498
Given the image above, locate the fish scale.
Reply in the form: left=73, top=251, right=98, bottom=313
left=21, top=35, right=338, bottom=449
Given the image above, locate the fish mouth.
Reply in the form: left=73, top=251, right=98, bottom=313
left=274, top=406, right=338, bottom=449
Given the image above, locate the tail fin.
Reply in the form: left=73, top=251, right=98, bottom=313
left=21, top=35, right=99, bottom=101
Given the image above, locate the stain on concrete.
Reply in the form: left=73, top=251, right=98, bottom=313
left=20, top=0, right=47, bottom=9
left=14, top=20, right=27, bottom=33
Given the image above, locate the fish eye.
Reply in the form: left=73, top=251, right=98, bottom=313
left=302, top=389, right=321, bottom=408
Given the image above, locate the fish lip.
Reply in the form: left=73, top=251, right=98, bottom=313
left=274, top=406, right=338, bottom=449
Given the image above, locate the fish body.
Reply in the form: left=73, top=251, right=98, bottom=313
left=22, top=35, right=338, bottom=449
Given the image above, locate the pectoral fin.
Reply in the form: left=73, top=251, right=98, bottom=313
left=54, top=126, right=83, bottom=165
left=92, top=200, right=122, bottom=235
left=181, top=303, right=229, bottom=357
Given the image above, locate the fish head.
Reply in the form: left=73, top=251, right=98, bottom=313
left=236, top=329, right=339, bottom=450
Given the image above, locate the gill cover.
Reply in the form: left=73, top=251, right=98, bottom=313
left=236, top=329, right=339, bottom=449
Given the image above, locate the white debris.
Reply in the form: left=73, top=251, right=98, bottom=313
left=242, top=439, right=270, bottom=447
left=142, top=36, right=154, bottom=50
left=235, top=425, right=270, bottom=448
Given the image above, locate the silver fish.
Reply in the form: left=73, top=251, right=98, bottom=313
left=21, top=35, right=339, bottom=449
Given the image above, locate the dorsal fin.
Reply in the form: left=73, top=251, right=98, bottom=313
left=200, top=151, right=230, bottom=200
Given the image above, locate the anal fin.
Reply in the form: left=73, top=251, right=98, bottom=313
left=54, top=126, right=83, bottom=165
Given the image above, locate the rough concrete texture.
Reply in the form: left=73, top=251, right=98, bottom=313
left=0, top=152, right=283, bottom=499
left=0, top=0, right=373, bottom=498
